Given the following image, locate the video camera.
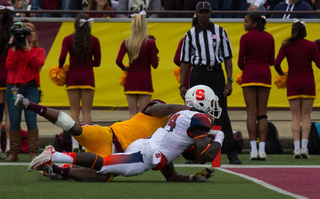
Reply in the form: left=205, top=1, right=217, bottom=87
left=8, top=22, right=31, bottom=47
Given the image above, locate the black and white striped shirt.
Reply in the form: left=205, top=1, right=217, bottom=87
left=180, top=22, right=233, bottom=66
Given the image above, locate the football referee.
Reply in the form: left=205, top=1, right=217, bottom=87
left=179, top=1, right=242, bottom=164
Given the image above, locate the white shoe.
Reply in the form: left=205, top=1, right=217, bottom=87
left=28, top=145, right=55, bottom=172
left=293, top=149, right=301, bottom=159
left=258, top=152, right=267, bottom=160
left=249, top=151, right=258, bottom=160
left=300, top=148, right=310, bottom=159
left=0, top=146, right=9, bottom=159
left=0, top=147, right=3, bottom=159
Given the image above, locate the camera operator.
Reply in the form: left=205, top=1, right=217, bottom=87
left=4, top=22, right=46, bottom=162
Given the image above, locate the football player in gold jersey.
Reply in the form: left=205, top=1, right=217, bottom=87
left=15, top=95, right=189, bottom=158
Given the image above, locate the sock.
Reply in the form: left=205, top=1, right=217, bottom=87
left=294, top=140, right=300, bottom=151
left=26, top=101, right=47, bottom=117
left=60, top=163, right=73, bottom=168
left=52, top=163, right=71, bottom=177
left=250, top=141, right=257, bottom=152
left=52, top=152, right=75, bottom=163
left=258, top=142, right=266, bottom=153
left=5, top=138, right=9, bottom=150
left=301, top=139, right=308, bottom=149
left=72, top=136, right=79, bottom=148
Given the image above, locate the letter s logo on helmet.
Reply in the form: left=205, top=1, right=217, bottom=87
left=185, top=85, right=222, bottom=119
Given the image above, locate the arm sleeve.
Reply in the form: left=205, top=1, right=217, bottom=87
left=269, top=37, right=275, bottom=66
left=274, top=47, right=285, bottom=75
left=92, top=37, right=101, bottom=67
left=180, top=33, right=191, bottom=63
left=59, top=37, right=69, bottom=67
left=5, top=48, right=18, bottom=70
left=312, top=42, right=320, bottom=69
left=189, top=113, right=212, bottom=131
left=150, top=40, right=159, bottom=69
left=115, top=40, right=127, bottom=70
left=221, top=28, right=233, bottom=59
left=174, top=39, right=183, bottom=66
left=27, top=47, right=46, bottom=69
left=237, top=35, right=246, bottom=70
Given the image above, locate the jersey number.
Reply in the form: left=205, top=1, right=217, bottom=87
left=167, top=113, right=180, bottom=132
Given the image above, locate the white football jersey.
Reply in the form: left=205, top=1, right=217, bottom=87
left=141, top=110, right=212, bottom=164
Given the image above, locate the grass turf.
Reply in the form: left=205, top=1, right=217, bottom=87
left=0, top=154, right=319, bottom=199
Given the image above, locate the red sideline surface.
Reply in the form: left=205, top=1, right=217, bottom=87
left=225, top=168, right=320, bottom=199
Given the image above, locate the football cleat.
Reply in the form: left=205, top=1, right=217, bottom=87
left=28, top=145, right=55, bottom=172
left=14, top=94, right=29, bottom=109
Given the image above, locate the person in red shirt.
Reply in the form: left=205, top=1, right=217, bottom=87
left=116, top=11, right=159, bottom=118
left=274, top=19, right=320, bottom=159
left=5, top=22, right=46, bottom=162
left=238, top=12, right=275, bottom=161
left=59, top=12, right=101, bottom=152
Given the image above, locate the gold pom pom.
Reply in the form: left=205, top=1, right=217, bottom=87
left=274, top=69, right=288, bottom=89
left=48, top=64, right=69, bottom=86
left=173, top=67, right=181, bottom=83
left=119, top=71, right=127, bottom=87
left=119, top=65, right=129, bottom=87
left=235, top=72, right=242, bottom=85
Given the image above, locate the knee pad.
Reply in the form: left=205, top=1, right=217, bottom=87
left=256, top=115, right=268, bottom=121
left=54, top=112, right=75, bottom=131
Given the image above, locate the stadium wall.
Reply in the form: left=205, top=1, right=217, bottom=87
left=27, top=18, right=320, bottom=107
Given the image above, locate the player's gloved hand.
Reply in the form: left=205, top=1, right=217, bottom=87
left=191, top=167, right=215, bottom=182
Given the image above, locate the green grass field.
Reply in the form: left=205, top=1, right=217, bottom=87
left=0, top=154, right=319, bottom=199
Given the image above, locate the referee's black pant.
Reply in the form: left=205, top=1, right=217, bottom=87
left=189, top=66, right=239, bottom=161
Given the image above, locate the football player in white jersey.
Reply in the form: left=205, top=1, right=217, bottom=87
left=28, top=85, right=225, bottom=182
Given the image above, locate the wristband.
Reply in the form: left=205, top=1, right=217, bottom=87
left=214, top=131, right=225, bottom=146
left=179, top=85, right=185, bottom=89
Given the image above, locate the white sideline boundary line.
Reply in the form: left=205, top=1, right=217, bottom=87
left=0, top=163, right=29, bottom=166
left=1, top=163, right=320, bottom=168
left=216, top=168, right=308, bottom=199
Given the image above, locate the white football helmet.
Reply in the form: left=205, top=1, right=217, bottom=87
left=185, top=85, right=222, bottom=119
